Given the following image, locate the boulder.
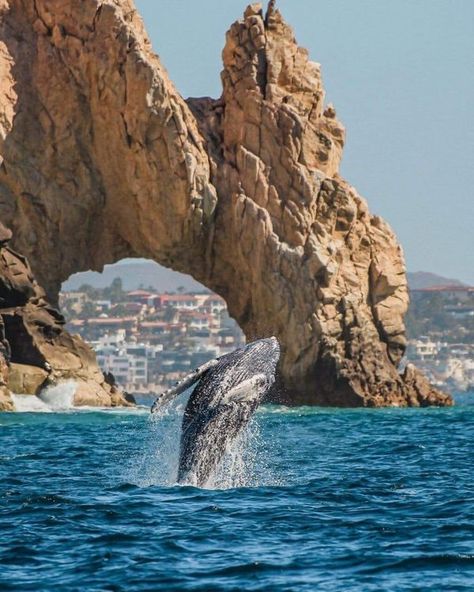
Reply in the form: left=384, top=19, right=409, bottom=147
left=402, top=364, right=453, bottom=407
left=7, top=362, right=48, bottom=395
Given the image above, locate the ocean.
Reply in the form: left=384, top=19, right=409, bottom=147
left=1, top=393, right=473, bottom=591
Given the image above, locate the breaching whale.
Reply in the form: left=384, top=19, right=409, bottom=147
left=151, top=337, right=280, bottom=487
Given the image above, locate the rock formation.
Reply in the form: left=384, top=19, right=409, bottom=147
left=0, top=223, right=131, bottom=410
left=0, top=0, right=452, bottom=407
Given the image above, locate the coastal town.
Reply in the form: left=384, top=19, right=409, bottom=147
left=405, top=285, right=474, bottom=392
left=61, top=278, right=474, bottom=396
left=60, top=281, right=245, bottom=397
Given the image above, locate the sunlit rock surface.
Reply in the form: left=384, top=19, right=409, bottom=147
left=0, top=224, right=130, bottom=410
left=0, top=0, right=452, bottom=407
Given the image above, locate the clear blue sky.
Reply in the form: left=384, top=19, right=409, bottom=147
left=135, top=0, right=474, bottom=283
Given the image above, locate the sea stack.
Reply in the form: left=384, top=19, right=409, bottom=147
left=0, top=1, right=452, bottom=407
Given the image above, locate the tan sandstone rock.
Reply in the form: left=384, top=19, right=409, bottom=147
left=0, top=385, right=12, bottom=411
left=0, top=223, right=130, bottom=411
left=0, top=0, right=452, bottom=407
left=7, top=363, right=48, bottom=395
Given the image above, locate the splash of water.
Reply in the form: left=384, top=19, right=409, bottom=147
left=11, top=381, right=77, bottom=412
left=207, top=419, right=263, bottom=489
left=10, top=394, right=52, bottom=412
left=38, top=381, right=77, bottom=410
left=125, top=395, right=187, bottom=488
left=125, top=389, right=277, bottom=490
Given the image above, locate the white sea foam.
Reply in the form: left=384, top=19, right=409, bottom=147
left=11, top=381, right=77, bottom=412
left=10, top=393, right=52, bottom=412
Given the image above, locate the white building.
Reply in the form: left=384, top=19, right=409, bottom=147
left=157, top=294, right=201, bottom=310
left=407, top=337, right=446, bottom=360
left=93, top=332, right=162, bottom=389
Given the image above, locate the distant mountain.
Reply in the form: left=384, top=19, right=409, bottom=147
left=63, top=261, right=466, bottom=294
left=62, top=260, right=207, bottom=293
left=407, top=271, right=466, bottom=290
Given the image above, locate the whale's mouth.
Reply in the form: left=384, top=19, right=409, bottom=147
left=215, top=373, right=272, bottom=407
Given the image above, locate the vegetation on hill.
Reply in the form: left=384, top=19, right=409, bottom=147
left=405, top=292, right=474, bottom=343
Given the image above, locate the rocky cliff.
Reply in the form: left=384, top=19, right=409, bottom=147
left=0, top=224, right=131, bottom=410
left=0, top=0, right=452, bottom=407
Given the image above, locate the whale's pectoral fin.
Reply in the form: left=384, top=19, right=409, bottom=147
left=151, top=357, right=221, bottom=413
left=218, top=373, right=274, bottom=407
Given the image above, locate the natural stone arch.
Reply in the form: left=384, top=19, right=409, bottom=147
left=0, top=0, right=450, bottom=406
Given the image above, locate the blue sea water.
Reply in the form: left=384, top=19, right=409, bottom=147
left=1, top=394, right=473, bottom=591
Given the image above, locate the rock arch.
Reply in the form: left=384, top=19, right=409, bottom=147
left=0, top=0, right=451, bottom=406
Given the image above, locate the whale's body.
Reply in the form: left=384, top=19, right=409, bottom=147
left=151, top=337, right=280, bottom=487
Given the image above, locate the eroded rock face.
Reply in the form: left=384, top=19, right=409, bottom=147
left=0, top=0, right=452, bottom=407
left=0, top=225, right=130, bottom=410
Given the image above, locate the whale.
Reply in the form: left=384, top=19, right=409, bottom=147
left=151, top=337, right=280, bottom=487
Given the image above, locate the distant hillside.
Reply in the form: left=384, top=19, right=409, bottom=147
left=64, top=261, right=466, bottom=294
left=62, top=260, right=206, bottom=293
left=407, top=271, right=466, bottom=290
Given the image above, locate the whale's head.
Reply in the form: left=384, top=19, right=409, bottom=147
left=244, top=336, right=280, bottom=369
left=151, top=337, right=280, bottom=416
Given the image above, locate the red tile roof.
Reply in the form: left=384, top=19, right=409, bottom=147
left=87, top=317, right=136, bottom=325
